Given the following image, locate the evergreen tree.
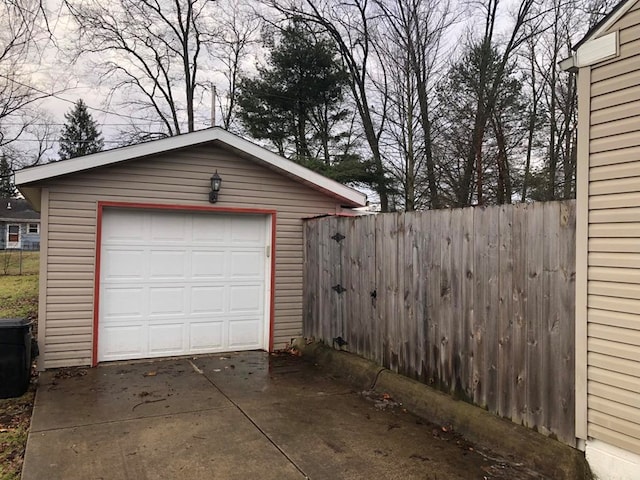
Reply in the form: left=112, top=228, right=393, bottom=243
left=236, top=22, right=372, bottom=184
left=0, top=154, right=16, bottom=197
left=58, top=99, right=104, bottom=160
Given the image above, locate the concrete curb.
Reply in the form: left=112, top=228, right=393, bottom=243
left=294, top=339, right=592, bottom=480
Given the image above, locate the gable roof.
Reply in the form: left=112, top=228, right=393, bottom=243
left=559, top=0, right=636, bottom=71
left=574, top=0, right=634, bottom=49
left=14, top=127, right=367, bottom=208
left=0, top=198, right=40, bottom=222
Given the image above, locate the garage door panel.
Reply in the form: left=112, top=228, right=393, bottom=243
left=148, top=323, right=184, bottom=354
left=231, top=217, right=266, bottom=244
left=148, top=287, right=185, bottom=316
left=191, top=251, right=226, bottom=278
left=192, top=215, right=227, bottom=242
left=102, top=211, right=145, bottom=242
left=100, top=324, right=145, bottom=358
left=102, top=248, right=146, bottom=280
left=231, top=251, right=264, bottom=277
left=190, top=322, right=224, bottom=351
left=230, top=285, right=263, bottom=313
left=99, top=209, right=268, bottom=362
left=228, top=319, right=262, bottom=348
left=151, top=213, right=188, bottom=242
left=102, top=287, right=145, bottom=319
left=191, top=286, right=225, bottom=313
left=149, top=250, right=187, bottom=279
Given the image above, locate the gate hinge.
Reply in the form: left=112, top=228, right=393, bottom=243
left=332, top=284, right=347, bottom=294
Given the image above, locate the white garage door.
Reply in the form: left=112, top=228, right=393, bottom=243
left=98, top=209, right=269, bottom=362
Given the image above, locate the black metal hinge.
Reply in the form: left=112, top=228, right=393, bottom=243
left=332, top=284, right=347, bottom=294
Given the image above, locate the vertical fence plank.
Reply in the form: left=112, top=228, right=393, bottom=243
left=558, top=202, right=576, bottom=445
left=461, top=207, right=475, bottom=400
left=473, top=207, right=488, bottom=407
left=450, top=208, right=464, bottom=396
left=302, top=219, right=316, bottom=339
left=498, top=204, right=514, bottom=419
left=440, top=210, right=453, bottom=392
left=511, top=204, right=528, bottom=425
left=486, top=206, right=500, bottom=414
left=526, top=202, right=545, bottom=430
left=417, top=212, right=430, bottom=383
left=374, top=214, right=386, bottom=366
left=404, top=213, right=418, bottom=378
left=428, top=210, right=442, bottom=387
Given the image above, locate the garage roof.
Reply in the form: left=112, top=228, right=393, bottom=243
left=14, top=127, right=367, bottom=208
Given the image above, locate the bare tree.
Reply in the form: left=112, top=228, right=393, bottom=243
left=65, top=0, right=217, bottom=138
left=376, top=0, right=454, bottom=210
left=0, top=0, right=52, bottom=149
left=268, top=0, right=392, bottom=211
left=456, top=0, right=538, bottom=206
left=209, top=2, right=262, bottom=130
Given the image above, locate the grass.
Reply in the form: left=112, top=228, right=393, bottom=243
left=0, top=251, right=39, bottom=480
left=0, top=275, right=39, bottom=320
left=0, top=387, right=36, bottom=480
left=0, top=251, right=39, bottom=276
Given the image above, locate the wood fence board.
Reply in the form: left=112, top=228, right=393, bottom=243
left=404, top=213, right=418, bottom=378
left=440, top=209, right=454, bottom=392
left=498, top=205, right=514, bottom=419
left=485, top=206, right=501, bottom=412
left=526, top=203, right=545, bottom=430
left=428, top=210, right=442, bottom=387
left=450, top=208, right=464, bottom=396
left=461, top=208, right=475, bottom=400
left=473, top=207, right=489, bottom=407
left=511, top=204, right=528, bottom=425
left=374, top=214, right=387, bottom=366
left=544, top=203, right=560, bottom=438
left=417, top=212, right=430, bottom=383
left=558, top=202, right=577, bottom=445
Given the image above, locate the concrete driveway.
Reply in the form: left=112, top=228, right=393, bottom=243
left=23, top=352, right=544, bottom=480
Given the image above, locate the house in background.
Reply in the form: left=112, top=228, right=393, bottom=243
left=14, top=127, right=366, bottom=370
left=0, top=198, right=40, bottom=250
left=561, top=0, right=640, bottom=478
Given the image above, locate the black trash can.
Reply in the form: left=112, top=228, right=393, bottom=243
left=0, top=318, right=33, bottom=399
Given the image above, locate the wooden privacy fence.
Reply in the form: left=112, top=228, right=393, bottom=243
left=303, top=200, right=576, bottom=445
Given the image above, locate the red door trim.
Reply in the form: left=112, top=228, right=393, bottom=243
left=92, top=201, right=278, bottom=366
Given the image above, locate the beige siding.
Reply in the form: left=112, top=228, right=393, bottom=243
left=585, top=0, right=640, bottom=456
left=38, top=145, right=343, bottom=368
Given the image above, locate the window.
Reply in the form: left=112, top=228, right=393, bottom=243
left=28, top=223, right=39, bottom=234
left=7, top=224, right=19, bottom=244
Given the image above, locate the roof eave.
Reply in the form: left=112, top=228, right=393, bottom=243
left=14, top=128, right=367, bottom=209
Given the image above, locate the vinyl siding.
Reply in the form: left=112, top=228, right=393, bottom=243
left=586, top=0, right=640, bottom=456
left=38, top=144, right=344, bottom=368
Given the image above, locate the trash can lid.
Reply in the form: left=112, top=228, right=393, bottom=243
left=0, top=318, right=32, bottom=328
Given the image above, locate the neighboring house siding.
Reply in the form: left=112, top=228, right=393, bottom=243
left=39, top=145, right=342, bottom=368
left=587, top=2, right=640, bottom=456
left=0, top=223, right=40, bottom=250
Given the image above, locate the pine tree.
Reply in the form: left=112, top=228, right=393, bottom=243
left=58, top=99, right=104, bottom=160
left=0, top=154, right=16, bottom=197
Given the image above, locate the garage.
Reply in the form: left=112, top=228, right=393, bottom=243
left=98, top=208, right=270, bottom=361
left=14, top=128, right=366, bottom=368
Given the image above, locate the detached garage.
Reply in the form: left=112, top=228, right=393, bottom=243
left=15, top=128, right=366, bottom=369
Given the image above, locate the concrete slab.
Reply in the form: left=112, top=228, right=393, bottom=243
left=31, top=359, right=229, bottom=432
left=23, top=352, right=550, bottom=480
left=23, top=408, right=303, bottom=480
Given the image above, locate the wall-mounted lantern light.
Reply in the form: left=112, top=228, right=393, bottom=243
left=209, top=171, right=222, bottom=203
